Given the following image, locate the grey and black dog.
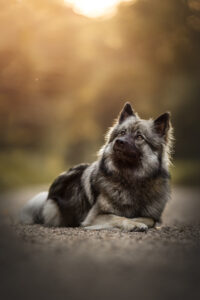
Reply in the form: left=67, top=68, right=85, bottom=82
left=20, top=103, right=173, bottom=231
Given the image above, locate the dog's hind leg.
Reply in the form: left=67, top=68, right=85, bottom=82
left=42, top=199, right=62, bottom=227
left=20, top=193, right=62, bottom=227
left=20, top=192, right=48, bottom=225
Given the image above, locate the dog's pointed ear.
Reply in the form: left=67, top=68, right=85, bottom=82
left=118, top=102, right=135, bottom=124
left=154, top=112, right=170, bottom=136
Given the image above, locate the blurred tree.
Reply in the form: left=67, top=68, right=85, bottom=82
left=0, top=0, right=200, bottom=188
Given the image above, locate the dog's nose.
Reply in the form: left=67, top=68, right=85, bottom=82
left=115, top=138, right=126, bottom=147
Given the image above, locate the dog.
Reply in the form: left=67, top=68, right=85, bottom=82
left=20, top=102, right=173, bottom=232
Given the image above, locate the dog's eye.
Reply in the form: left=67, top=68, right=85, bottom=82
left=120, top=129, right=126, bottom=136
left=136, top=134, right=144, bottom=141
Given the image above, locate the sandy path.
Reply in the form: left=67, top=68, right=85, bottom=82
left=0, top=186, right=200, bottom=300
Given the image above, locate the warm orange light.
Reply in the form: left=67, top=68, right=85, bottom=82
left=65, top=0, right=129, bottom=18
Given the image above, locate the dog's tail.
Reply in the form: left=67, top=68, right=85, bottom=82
left=19, top=191, right=48, bottom=225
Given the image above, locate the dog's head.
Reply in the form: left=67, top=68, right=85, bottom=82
left=99, top=102, right=173, bottom=177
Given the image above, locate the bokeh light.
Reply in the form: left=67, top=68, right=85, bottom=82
left=66, top=0, right=131, bottom=18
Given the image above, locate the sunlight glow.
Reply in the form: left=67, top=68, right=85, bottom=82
left=65, top=0, right=129, bottom=18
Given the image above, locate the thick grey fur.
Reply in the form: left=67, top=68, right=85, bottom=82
left=21, top=102, right=174, bottom=232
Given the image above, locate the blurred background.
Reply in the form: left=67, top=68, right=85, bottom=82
left=0, top=0, right=200, bottom=190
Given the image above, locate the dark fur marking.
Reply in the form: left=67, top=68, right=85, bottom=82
left=119, top=102, right=135, bottom=124
left=48, top=163, right=91, bottom=226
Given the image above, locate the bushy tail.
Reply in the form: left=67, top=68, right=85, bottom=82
left=19, top=191, right=48, bottom=225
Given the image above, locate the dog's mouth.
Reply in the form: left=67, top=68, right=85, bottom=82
left=112, top=145, right=141, bottom=167
left=114, top=147, right=137, bottom=156
left=113, top=142, right=140, bottom=157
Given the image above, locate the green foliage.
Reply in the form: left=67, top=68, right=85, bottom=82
left=171, top=160, right=200, bottom=186
left=0, top=150, right=64, bottom=190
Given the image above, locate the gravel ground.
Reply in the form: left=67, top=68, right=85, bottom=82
left=0, top=186, right=200, bottom=300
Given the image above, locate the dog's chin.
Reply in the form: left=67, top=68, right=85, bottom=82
left=112, top=149, right=141, bottom=169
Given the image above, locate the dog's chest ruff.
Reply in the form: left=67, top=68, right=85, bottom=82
left=94, top=171, right=169, bottom=220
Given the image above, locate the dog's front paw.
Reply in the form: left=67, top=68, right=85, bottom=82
left=81, top=221, right=87, bottom=227
left=132, top=222, right=148, bottom=232
left=122, top=220, right=148, bottom=232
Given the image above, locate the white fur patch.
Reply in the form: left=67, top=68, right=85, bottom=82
left=42, top=199, right=61, bottom=227
left=20, top=191, right=48, bottom=225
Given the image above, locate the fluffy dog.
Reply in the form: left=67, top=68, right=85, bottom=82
left=20, top=103, right=173, bottom=231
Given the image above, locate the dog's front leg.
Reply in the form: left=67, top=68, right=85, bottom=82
left=132, top=217, right=155, bottom=228
left=81, top=194, right=155, bottom=231
left=82, top=214, right=152, bottom=232
left=81, top=202, right=100, bottom=227
left=81, top=194, right=114, bottom=227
